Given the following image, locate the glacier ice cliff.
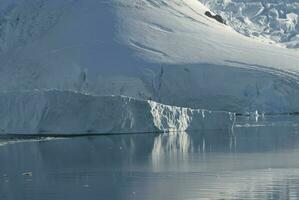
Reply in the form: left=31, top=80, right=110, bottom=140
left=0, top=90, right=234, bottom=134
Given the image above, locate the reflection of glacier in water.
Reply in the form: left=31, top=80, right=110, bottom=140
left=152, top=132, right=191, bottom=167
left=151, top=129, right=238, bottom=170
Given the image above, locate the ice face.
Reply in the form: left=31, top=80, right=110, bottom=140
left=0, top=90, right=234, bottom=134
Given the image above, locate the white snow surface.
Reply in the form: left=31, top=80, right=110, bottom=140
left=200, top=0, right=299, bottom=48
left=0, top=0, right=299, bottom=134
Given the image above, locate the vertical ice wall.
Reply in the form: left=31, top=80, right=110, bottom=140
left=0, top=91, right=235, bottom=135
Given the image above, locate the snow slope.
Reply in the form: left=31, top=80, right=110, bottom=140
left=0, top=0, right=299, bottom=134
left=200, top=0, right=299, bottom=48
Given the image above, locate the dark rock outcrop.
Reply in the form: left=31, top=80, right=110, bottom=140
left=205, top=11, right=226, bottom=24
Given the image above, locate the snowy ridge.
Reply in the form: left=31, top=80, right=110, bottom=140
left=0, top=90, right=234, bottom=135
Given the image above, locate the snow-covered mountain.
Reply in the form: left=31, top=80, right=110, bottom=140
left=0, top=0, right=298, bottom=134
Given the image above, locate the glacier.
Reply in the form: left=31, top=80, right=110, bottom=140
left=0, top=90, right=234, bottom=134
left=0, top=0, right=299, bottom=134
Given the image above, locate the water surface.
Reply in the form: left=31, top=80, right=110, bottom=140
left=1, top=116, right=299, bottom=200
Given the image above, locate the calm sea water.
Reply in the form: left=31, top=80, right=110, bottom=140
left=1, top=116, right=299, bottom=200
